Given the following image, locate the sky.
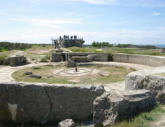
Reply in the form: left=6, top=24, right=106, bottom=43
left=0, top=0, right=165, bottom=44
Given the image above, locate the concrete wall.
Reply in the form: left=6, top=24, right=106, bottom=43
left=51, top=53, right=62, bottom=62
left=68, top=52, right=92, bottom=56
left=0, top=56, right=27, bottom=66
left=0, top=82, right=104, bottom=124
left=51, top=53, right=111, bottom=62
left=112, top=53, right=165, bottom=67
left=9, top=56, right=27, bottom=66
left=51, top=52, right=165, bottom=67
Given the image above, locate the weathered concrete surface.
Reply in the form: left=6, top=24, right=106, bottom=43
left=68, top=52, right=91, bottom=57
left=113, top=53, right=165, bottom=67
left=51, top=52, right=165, bottom=66
left=93, top=90, right=156, bottom=127
left=51, top=53, right=111, bottom=62
left=0, top=56, right=27, bottom=66
left=125, top=66, right=165, bottom=90
left=125, top=66, right=165, bottom=104
left=70, top=53, right=109, bottom=62
left=126, top=74, right=165, bottom=104
left=87, top=54, right=109, bottom=62
left=0, top=83, right=104, bottom=124
left=71, top=56, right=90, bottom=62
left=51, top=53, right=62, bottom=62
left=70, top=53, right=110, bottom=62
left=9, top=56, right=27, bottom=66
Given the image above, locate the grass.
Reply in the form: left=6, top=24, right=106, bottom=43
left=0, top=54, right=7, bottom=64
left=156, top=73, right=165, bottom=77
left=0, top=54, right=7, bottom=60
left=24, top=45, right=52, bottom=62
left=68, top=47, right=165, bottom=56
left=68, top=47, right=104, bottom=53
left=40, top=55, right=50, bottom=62
left=79, top=105, right=165, bottom=127
left=12, top=64, right=134, bottom=84
left=77, top=65, right=135, bottom=84
left=25, top=45, right=52, bottom=55
left=110, top=104, right=165, bottom=127
left=0, top=50, right=18, bottom=64
left=13, top=64, right=72, bottom=84
left=0, top=47, right=8, bottom=52
left=0, top=51, right=12, bottom=59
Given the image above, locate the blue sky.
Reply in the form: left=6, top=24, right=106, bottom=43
left=0, top=0, right=165, bottom=44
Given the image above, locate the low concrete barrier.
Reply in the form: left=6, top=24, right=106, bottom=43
left=112, top=53, right=165, bottom=67
left=51, top=53, right=111, bottom=62
left=0, top=83, right=104, bottom=124
left=0, top=56, right=27, bottom=66
left=51, top=52, right=165, bottom=67
left=9, top=56, right=27, bottom=66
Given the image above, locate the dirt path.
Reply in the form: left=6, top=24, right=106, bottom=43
left=10, top=50, right=24, bottom=57
left=0, top=63, right=48, bottom=83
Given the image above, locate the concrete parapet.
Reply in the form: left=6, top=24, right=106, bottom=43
left=0, top=82, right=104, bottom=124
left=112, top=53, right=165, bottom=67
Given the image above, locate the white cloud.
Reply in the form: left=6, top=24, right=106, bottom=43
left=66, top=0, right=165, bottom=7
left=66, top=0, right=118, bottom=4
left=12, top=17, right=83, bottom=27
left=152, top=11, right=161, bottom=16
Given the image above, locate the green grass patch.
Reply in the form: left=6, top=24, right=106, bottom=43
left=110, top=104, right=165, bottom=127
left=68, top=47, right=165, bottom=56
left=0, top=54, right=7, bottom=60
left=40, top=55, right=50, bottom=62
left=24, top=45, right=52, bottom=62
left=156, top=72, right=165, bottom=77
left=0, top=47, right=8, bottom=52
left=0, top=51, right=11, bottom=63
left=68, top=47, right=104, bottom=53
left=12, top=64, right=72, bottom=84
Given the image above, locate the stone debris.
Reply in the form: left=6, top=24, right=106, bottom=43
left=99, top=71, right=110, bottom=77
left=51, top=53, right=62, bottom=62
left=30, top=74, right=42, bottom=79
left=93, top=90, right=156, bottom=127
left=58, top=119, right=76, bottom=127
left=24, top=72, right=33, bottom=75
left=126, top=72, right=165, bottom=104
